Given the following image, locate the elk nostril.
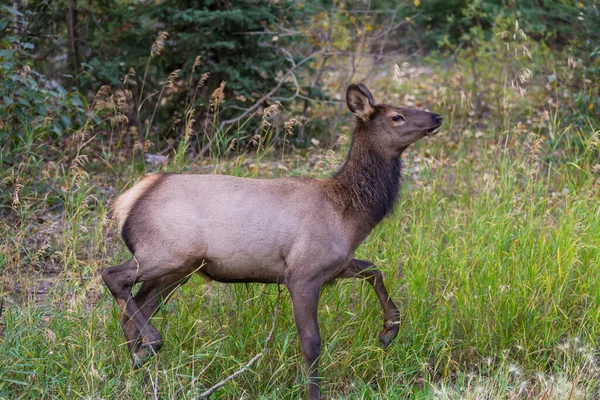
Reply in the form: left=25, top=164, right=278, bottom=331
left=434, top=114, right=443, bottom=124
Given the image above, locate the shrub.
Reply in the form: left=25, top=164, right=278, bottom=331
left=0, top=5, right=87, bottom=160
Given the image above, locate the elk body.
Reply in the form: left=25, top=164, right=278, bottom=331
left=101, top=84, right=443, bottom=399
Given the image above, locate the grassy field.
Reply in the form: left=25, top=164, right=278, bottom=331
left=2, top=29, right=600, bottom=399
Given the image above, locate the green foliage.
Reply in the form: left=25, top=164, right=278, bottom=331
left=0, top=5, right=87, bottom=159
left=570, top=46, right=600, bottom=128
left=24, top=1, right=315, bottom=130
left=412, top=0, right=600, bottom=51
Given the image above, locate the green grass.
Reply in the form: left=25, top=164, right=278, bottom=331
left=1, top=125, right=599, bottom=398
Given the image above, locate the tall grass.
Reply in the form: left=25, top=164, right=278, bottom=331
left=1, top=28, right=599, bottom=399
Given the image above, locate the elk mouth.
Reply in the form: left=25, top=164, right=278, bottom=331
left=425, top=123, right=442, bottom=135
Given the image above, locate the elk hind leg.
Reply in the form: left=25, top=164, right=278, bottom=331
left=101, top=259, right=163, bottom=353
left=125, top=273, right=191, bottom=367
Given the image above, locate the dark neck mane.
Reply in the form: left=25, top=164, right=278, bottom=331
left=327, top=134, right=401, bottom=225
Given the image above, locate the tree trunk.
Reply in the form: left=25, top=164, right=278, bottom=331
left=66, top=0, right=78, bottom=79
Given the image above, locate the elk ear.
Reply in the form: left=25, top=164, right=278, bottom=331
left=346, top=83, right=375, bottom=121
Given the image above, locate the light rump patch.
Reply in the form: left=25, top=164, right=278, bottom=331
left=113, top=174, right=161, bottom=233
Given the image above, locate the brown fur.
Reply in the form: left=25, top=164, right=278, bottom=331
left=101, top=83, right=443, bottom=400
left=113, top=174, right=161, bottom=233
left=324, top=126, right=401, bottom=225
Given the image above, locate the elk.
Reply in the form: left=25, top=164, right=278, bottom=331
left=102, top=83, right=443, bottom=399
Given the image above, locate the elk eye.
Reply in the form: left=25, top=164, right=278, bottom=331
left=392, top=115, right=404, bottom=122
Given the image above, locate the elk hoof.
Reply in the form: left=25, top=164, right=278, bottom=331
left=132, top=352, right=145, bottom=369
left=379, top=334, right=392, bottom=349
left=131, top=341, right=161, bottom=369
left=378, top=320, right=399, bottom=349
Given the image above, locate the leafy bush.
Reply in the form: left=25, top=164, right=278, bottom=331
left=411, top=0, right=600, bottom=50
left=21, top=1, right=316, bottom=136
left=0, top=5, right=87, bottom=160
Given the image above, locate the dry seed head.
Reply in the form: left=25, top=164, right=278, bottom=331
left=393, top=63, right=409, bottom=83
left=72, top=169, right=89, bottom=189
left=143, top=140, right=154, bottom=153
left=459, top=90, right=471, bottom=108
left=192, top=56, right=202, bottom=72
left=483, top=172, right=496, bottom=191
left=519, top=28, right=527, bottom=39
left=587, top=130, right=600, bottom=152
left=151, top=31, right=168, bottom=57
left=44, top=328, right=57, bottom=343
left=93, top=99, right=109, bottom=111
left=334, top=134, right=348, bottom=147
left=210, top=81, right=227, bottom=111
left=511, top=79, right=526, bottom=98
left=541, top=109, right=550, bottom=125
left=71, top=154, right=88, bottom=169
left=114, top=90, right=129, bottom=112
left=525, top=132, right=543, bottom=180
left=557, top=341, right=570, bottom=352
left=197, top=72, right=210, bottom=90
left=325, top=149, right=339, bottom=170
left=313, top=159, right=326, bottom=171
left=517, top=381, right=529, bottom=395
left=527, top=132, right=543, bottom=159
left=508, top=364, right=521, bottom=377
left=283, top=116, right=304, bottom=138
left=69, top=155, right=89, bottom=188
left=184, top=109, right=196, bottom=141
left=514, top=19, right=527, bottom=39
left=0, top=175, right=13, bottom=189
left=260, top=102, right=280, bottom=132
left=110, top=114, right=129, bottom=125
left=393, top=64, right=401, bottom=82
left=518, top=68, right=533, bottom=84
left=102, top=211, right=116, bottom=229
left=165, top=69, right=180, bottom=88
left=123, top=68, right=137, bottom=86
left=35, top=243, right=51, bottom=266
left=227, top=138, right=238, bottom=152
left=93, top=85, right=112, bottom=110
left=12, top=183, right=23, bottom=206
left=514, top=121, right=527, bottom=135
left=450, top=71, right=463, bottom=87
left=96, top=85, right=111, bottom=98
left=19, top=65, right=31, bottom=79
left=73, top=128, right=88, bottom=143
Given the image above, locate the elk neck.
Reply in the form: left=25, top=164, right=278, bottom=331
left=325, top=125, right=402, bottom=229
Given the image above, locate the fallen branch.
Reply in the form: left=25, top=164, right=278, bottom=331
left=217, top=50, right=323, bottom=132
left=194, top=286, right=282, bottom=399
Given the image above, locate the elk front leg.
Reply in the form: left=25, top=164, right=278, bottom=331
left=287, top=282, right=322, bottom=400
left=339, top=258, right=400, bottom=348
